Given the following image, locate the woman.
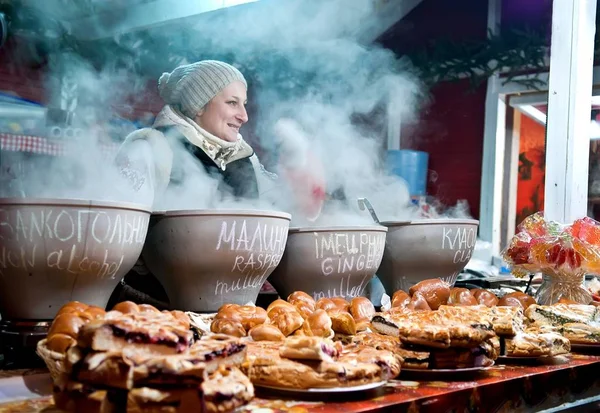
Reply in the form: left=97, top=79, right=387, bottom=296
left=116, top=60, right=276, bottom=209
left=111, top=60, right=279, bottom=307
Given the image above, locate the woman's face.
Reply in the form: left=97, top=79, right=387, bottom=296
left=195, top=81, right=248, bottom=142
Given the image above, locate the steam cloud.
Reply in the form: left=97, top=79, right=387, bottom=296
left=4, top=0, right=472, bottom=224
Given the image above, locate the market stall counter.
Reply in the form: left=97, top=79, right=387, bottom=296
left=1, top=355, right=600, bottom=412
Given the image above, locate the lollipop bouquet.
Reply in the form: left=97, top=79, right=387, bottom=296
left=503, top=212, right=600, bottom=304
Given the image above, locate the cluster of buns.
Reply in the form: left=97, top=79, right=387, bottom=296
left=391, top=279, right=536, bottom=311
left=211, top=292, right=376, bottom=340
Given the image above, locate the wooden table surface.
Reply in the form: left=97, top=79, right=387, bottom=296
left=1, top=354, right=600, bottom=412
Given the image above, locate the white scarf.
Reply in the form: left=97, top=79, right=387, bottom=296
left=152, top=105, right=254, bottom=170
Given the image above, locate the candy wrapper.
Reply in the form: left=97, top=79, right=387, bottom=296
left=502, top=213, right=600, bottom=304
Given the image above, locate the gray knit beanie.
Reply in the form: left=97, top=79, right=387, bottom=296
left=157, top=60, right=247, bottom=118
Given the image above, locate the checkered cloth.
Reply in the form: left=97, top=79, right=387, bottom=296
left=0, top=133, right=119, bottom=157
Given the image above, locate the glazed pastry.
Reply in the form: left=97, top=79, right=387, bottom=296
left=46, top=302, right=107, bottom=353
left=248, top=324, right=285, bottom=342
left=315, top=298, right=339, bottom=312
left=287, top=291, right=316, bottom=319
left=298, top=309, right=334, bottom=338
left=471, top=289, right=499, bottom=307
left=447, top=288, right=478, bottom=306
left=406, top=291, right=432, bottom=311
left=330, top=297, right=350, bottom=312
left=326, top=310, right=357, bottom=335
left=391, top=290, right=410, bottom=308
left=268, top=306, right=304, bottom=337
left=266, top=299, right=296, bottom=313
left=408, top=279, right=451, bottom=310
left=349, top=297, right=376, bottom=331
left=210, top=318, right=246, bottom=338
left=498, top=291, right=536, bottom=309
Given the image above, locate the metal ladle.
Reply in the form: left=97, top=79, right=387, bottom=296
left=357, top=197, right=380, bottom=224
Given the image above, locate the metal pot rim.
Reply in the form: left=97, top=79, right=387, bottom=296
left=0, top=197, right=152, bottom=213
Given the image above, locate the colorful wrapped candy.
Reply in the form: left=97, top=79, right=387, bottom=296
left=502, top=212, right=600, bottom=304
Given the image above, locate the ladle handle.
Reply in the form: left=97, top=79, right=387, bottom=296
left=357, top=197, right=380, bottom=224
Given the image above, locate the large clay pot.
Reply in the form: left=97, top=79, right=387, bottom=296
left=142, top=209, right=291, bottom=312
left=0, top=198, right=151, bottom=319
left=268, top=226, right=387, bottom=301
left=377, top=219, right=479, bottom=294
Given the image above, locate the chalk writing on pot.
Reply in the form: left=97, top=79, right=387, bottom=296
left=313, top=274, right=371, bottom=301
left=214, top=219, right=288, bottom=296
left=314, top=232, right=386, bottom=277
left=441, top=227, right=476, bottom=264
left=0, top=208, right=148, bottom=278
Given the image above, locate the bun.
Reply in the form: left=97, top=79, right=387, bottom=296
left=471, top=289, right=499, bottom=307
left=349, top=297, right=375, bottom=331
left=408, top=279, right=451, bottom=310
left=210, top=318, right=246, bottom=337
left=111, top=301, right=139, bottom=314
left=46, top=302, right=107, bottom=354
left=327, top=310, right=357, bottom=335
left=391, top=291, right=410, bottom=308
left=266, top=299, right=296, bottom=314
left=315, top=298, right=338, bottom=312
left=448, top=288, right=478, bottom=306
left=267, top=307, right=304, bottom=337
left=46, top=334, right=77, bottom=353
left=497, top=295, right=524, bottom=308
left=236, top=306, right=268, bottom=330
left=299, top=309, right=334, bottom=338
left=330, top=297, right=350, bottom=312
left=406, top=291, right=432, bottom=311
left=499, top=292, right=536, bottom=309
left=249, top=324, right=285, bottom=341
left=287, top=291, right=316, bottom=319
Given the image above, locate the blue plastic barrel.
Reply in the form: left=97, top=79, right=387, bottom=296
left=386, top=150, right=429, bottom=196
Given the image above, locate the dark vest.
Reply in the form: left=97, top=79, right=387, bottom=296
left=158, top=126, right=259, bottom=200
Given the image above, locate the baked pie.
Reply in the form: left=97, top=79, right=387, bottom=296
left=279, top=336, right=342, bottom=362
left=78, top=311, right=193, bottom=357
left=66, top=334, right=246, bottom=389
left=502, top=331, right=570, bottom=357
left=372, top=310, right=495, bottom=349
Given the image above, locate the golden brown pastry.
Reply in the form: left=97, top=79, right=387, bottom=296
left=249, top=323, right=286, bottom=341
left=210, top=318, right=246, bottom=338
left=46, top=302, right=107, bottom=353
left=327, top=310, right=357, bottom=335
left=498, top=292, right=536, bottom=309
left=268, top=306, right=304, bottom=337
left=406, top=291, right=432, bottom=311
left=266, top=299, right=297, bottom=314
left=298, top=309, right=334, bottom=338
left=350, top=297, right=376, bottom=331
left=315, top=298, right=339, bottom=312
left=391, top=290, right=410, bottom=308
left=448, top=288, right=478, bottom=306
left=330, top=297, right=350, bottom=312
left=408, top=278, right=451, bottom=310
left=471, top=289, right=499, bottom=307
left=557, top=297, right=579, bottom=305
left=498, top=291, right=536, bottom=310
left=287, top=291, right=316, bottom=319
